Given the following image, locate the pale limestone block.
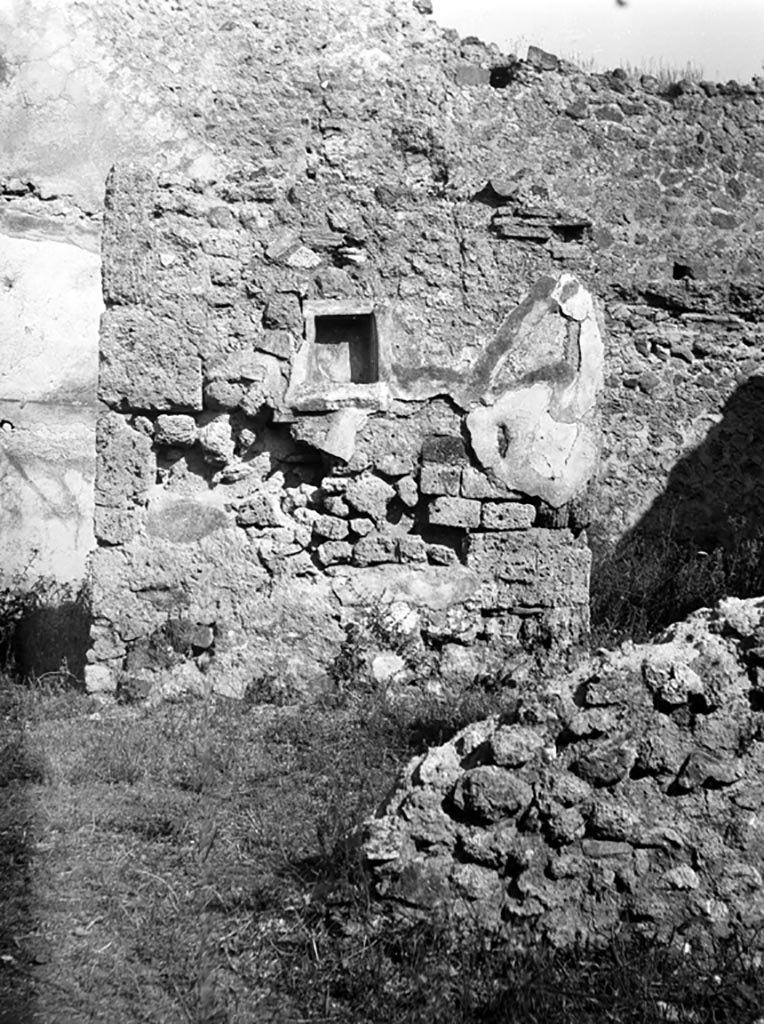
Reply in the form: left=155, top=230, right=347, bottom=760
left=313, top=515, right=350, bottom=541
left=482, top=502, right=536, bottom=530
left=428, top=496, right=481, bottom=529
left=85, top=664, right=116, bottom=693
left=420, top=464, right=461, bottom=496
left=155, top=414, right=197, bottom=447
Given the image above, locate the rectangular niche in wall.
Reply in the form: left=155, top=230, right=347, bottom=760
left=314, top=312, right=378, bottom=384
left=308, top=300, right=379, bottom=385
left=283, top=299, right=390, bottom=414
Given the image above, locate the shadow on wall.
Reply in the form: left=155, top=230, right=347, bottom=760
left=590, top=376, right=764, bottom=644
left=15, top=597, right=92, bottom=681
left=1, top=578, right=92, bottom=684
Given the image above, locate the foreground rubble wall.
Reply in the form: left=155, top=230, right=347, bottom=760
left=363, top=597, right=764, bottom=948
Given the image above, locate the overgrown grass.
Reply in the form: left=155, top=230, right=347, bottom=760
left=1, top=672, right=763, bottom=1022
left=590, top=529, right=764, bottom=647
left=563, top=52, right=706, bottom=86
left=3, top=538, right=764, bottom=1019
left=0, top=562, right=90, bottom=680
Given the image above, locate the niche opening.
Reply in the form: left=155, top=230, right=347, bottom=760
left=314, top=311, right=379, bottom=385
left=284, top=299, right=388, bottom=413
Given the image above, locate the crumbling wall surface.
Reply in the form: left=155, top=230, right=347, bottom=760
left=87, top=1, right=764, bottom=691
left=35, top=0, right=762, bottom=556
left=363, top=596, right=764, bottom=949
left=89, top=159, right=603, bottom=698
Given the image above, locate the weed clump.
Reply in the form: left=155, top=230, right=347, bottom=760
left=590, top=529, right=764, bottom=647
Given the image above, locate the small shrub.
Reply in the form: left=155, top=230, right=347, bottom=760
left=330, top=601, right=426, bottom=693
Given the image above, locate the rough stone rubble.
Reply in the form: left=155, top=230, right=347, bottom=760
left=88, top=159, right=603, bottom=698
left=363, top=596, right=764, bottom=949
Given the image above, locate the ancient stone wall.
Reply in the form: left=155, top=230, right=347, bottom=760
left=89, top=161, right=602, bottom=697
left=85, top=0, right=764, bottom=692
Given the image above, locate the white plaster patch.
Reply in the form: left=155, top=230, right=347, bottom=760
left=552, top=273, right=593, bottom=321
left=467, top=384, right=599, bottom=508
left=0, top=233, right=102, bottom=401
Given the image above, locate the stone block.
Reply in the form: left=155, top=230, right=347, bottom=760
left=422, top=434, right=467, bottom=465
left=482, top=502, right=536, bottom=530
left=263, top=292, right=303, bottom=332
left=439, top=644, right=480, bottom=684
left=315, top=541, right=353, bottom=566
left=351, top=518, right=374, bottom=537
left=490, top=727, right=547, bottom=768
left=155, top=414, right=198, bottom=447
left=240, top=370, right=287, bottom=415
left=467, top=530, right=583, bottom=586
left=396, top=475, right=419, bottom=508
left=461, top=466, right=521, bottom=500
left=84, top=664, right=116, bottom=694
left=427, top=544, right=458, bottom=565
left=428, top=497, right=481, bottom=529
left=204, top=380, right=246, bottom=410
left=257, top=331, right=294, bottom=360
left=89, top=628, right=126, bottom=662
left=236, top=493, right=285, bottom=527
left=371, top=652, right=407, bottom=685
left=206, top=350, right=274, bottom=383
left=376, top=453, right=415, bottom=476
left=95, top=506, right=142, bottom=546
left=321, top=477, right=351, bottom=496
left=191, top=625, right=215, bottom=649
left=96, top=412, right=154, bottom=508
left=201, top=230, right=242, bottom=259
left=353, top=534, right=399, bottom=566
left=420, top=464, right=461, bottom=496
left=323, top=496, right=350, bottom=517
left=345, top=474, right=396, bottom=524
left=102, top=165, right=157, bottom=306
left=492, top=569, right=590, bottom=612
left=100, top=309, right=203, bottom=411
left=313, top=515, right=349, bottom=541
left=451, top=767, right=533, bottom=824
left=455, top=63, right=491, bottom=86
left=331, top=564, right=481, bottom=611
left=398, top=535, right=428, bottom=563
left=198, top=417, right=235, bottom=464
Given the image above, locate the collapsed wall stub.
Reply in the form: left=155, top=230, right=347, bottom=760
left=87, top=164, right=604, bottom=698
left=363, top=596, right=764, bottom=950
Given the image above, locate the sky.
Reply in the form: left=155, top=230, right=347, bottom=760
left=433, top=0, right=764, bottom=83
